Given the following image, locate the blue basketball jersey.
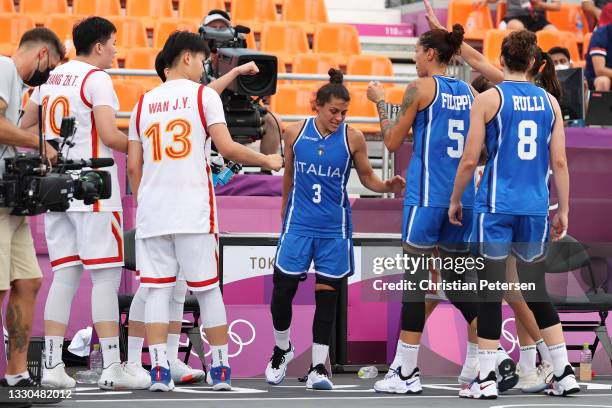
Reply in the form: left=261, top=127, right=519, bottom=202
left=405, top=75, right=476, bottom=208
left=475, top=81, right=555, bottom=216
left=282, top=118, right=353, bottom=238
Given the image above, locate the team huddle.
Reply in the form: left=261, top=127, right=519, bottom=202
left=21, top=3, right=578, bottom=400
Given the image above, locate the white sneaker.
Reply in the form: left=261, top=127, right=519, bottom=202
left=170, top=360, right=205, bottom=384
left=41, top=362, right=76, bottom=389
left=265, top=344, right=295, bottom=385
left=516, top=367, right=547, bottom=393
left=123, top=362, right=152, bottom=389
left=545, top=365, right=580, bottom=396
left=306, top=364, right=333, bottom=390
left=98, top=362, right=134, bottom=390
left=538, top=360, right=554, bottom=383
left=374, top=367, right=422, bottom=394
left=384, top=366, right=399, bottom=380
left=458, top=360, right=479, bottom=386
left=459, top=371, right=498, bottom=399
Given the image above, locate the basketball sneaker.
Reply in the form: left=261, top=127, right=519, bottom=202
left=374, top=367, right=422, bottom=394
left=515, top=366, right=547, bottom=393
left=123, top=362, right=152, bottom=389
left=41, top=362, right=76, bottom=389
left=170, top=360, right=205, bottom=384
left=149, top=365, right=174, bottom=392
left=545, top=365, right=580, bottom=396
left=210, top=365, right=232, bottom=391
left=265, top=343, right=295, bottom=385
left=496, top=350, right=519, bottom=392
left=459, top=371, right=498, bottom=399
left=98, top=362, right=135, bottom=390
left=306, top=364, right=333, bottom=390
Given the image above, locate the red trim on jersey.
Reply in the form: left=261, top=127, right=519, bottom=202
left=81, top=222, right=123, bottom=265
left=197, top=84, right=208, bottom=137
left=135, top=94, right=145, bottom=137
left=140, top=276, right=177, bottom=284
left=80, top=69, right=103, bottom=109
left=205, top=161, right=216, bottom=233
left=186, top=275, right=219, bottom=288
left=112, top=211, right=121, bottom=224
left=50, top=255, right=81, bottom=268
left=90, top=112, right=101, bottom=212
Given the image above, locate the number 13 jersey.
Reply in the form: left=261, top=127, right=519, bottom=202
left=282, top=118, right=353, bottom=239
left=475, top=81, right=555, bottom=216
left=405, top=75, right=475, bottom=209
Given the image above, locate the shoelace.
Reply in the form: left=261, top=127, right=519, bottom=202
left=312, top=364, right=329, bottom=377
left=270, top=347, right=287, bottom=370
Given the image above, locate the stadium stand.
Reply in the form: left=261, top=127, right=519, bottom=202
left=0, top=13, right=35, bottom=56
left=73, top=0, right=122, bottom=17
left=546, top=3, right=589, bottom=43
left=447, top=0, right=494, bottom=40
left=260, top=22, right=310, bottom=67
left=19, top=0, right=68, bottom=25
left=124, top=47, right=163, bottom=91
left=179, top=0, right=226, bottom=20
left=126, top=0, right=174, bottom=30
left=312, top=23, right=361, bottom=66
left=230, top=0, right=278, bottom=35
left=282, top=0, right=329, bottom=35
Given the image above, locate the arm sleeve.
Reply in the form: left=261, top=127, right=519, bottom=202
left=84, top=71, right=120, bottom=111
left=128, top=105, right=141, bottom=142
left=589, top=30, right=608, bottom=58
left=202, top=87, right=227, bottom=127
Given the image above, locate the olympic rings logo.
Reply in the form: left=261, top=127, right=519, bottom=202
left=199, top=319, right=256, bottom=358
left=501, top=317, right=519, bottom=353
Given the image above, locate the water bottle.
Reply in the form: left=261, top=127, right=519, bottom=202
left=216, top=166, right=234, bottom=186
left=580, top=342, right=592, bottom=381
left=357, top=366, right=378, bottom=379
left=89, top=344, right=103, bottom=376
left=575, top=13, right=584, bottom=42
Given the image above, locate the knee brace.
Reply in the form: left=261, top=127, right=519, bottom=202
left=128, top=285, right=148, bottom=323
left=170, top=280, right=187, bottom=322
left=440, top=261, right=478, bottom=324
left=313, top=289, right=338, bottom=345
left=270, top=268, right=300, bottom=331
left=517, top=260, right=560, bottom=329
left=194, top=286, right=227, bottom=329
left=90, top=267, right=122, bottom=324
left=476, top=259, right=507, bottom=340
left=400, top=250, right=429, bottom=332
left=44, top=265, right=83, bottom=324
left=145, top=286, right=173, bottom=324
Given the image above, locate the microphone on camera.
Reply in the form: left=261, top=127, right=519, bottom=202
left=60, top=158, right=115, bottom=170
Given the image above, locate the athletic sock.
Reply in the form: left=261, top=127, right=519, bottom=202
left=274, top=328, right=290, bottom=351
left=519, top=345, right=537, bottom=374
left=166, top=333, right=180, bottom=363
left=312, top=343, right=329, bottom=367
left=478, top=349, right=497, bottom=381
left=389, top=339, right=404, bottom=371
left=536, top=338, right=553, bottom=363
left=100, top=336, right=120, bottom=368
left=127, top=336, right=144, bottom=364
left=5, top=371, right=30, bottom=386
left=400, top=343, right=419, bottom=377
left=149, top=343, right=169, bottom=369
left=465, top=341, right=478, bottom=366
left=44, top=336, right=64, bottom=368
left=548, top=342, right=570, bottom=377
left=211, top=344, right=229, bottom=367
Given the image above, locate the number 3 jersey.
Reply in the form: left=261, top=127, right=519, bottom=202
left=282, top=118, right=353, bottom=239
left=128, top=79, right=226, bottom=239
left=31, top=60, right=121, bottom=212
left=475, top=81, right=555, bottom=216
left=405, top=75, right=475, bottom=209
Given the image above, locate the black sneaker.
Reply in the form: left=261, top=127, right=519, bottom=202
left=0, top=378, right=65, bottom=405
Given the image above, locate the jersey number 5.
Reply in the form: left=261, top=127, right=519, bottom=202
left=447, top=119, right=465, bottom=158
left=144, top=119, right=193, bottom=162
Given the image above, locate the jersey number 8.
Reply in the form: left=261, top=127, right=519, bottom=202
left=517, top=120, right=537, bottom=161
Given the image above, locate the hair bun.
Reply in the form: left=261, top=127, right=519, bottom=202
left=448, top=24, right=465, bottom=49
left=328, top=68, right=344, bottom=84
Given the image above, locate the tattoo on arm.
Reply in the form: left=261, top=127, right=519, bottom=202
left=399, top=85, right=418, bottom=116
left=375, top=100, right=393, bottom=136
left=6, top=304, right=29, bottom=355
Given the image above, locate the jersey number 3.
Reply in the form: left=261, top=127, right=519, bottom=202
left=144, top=119, right=192, bottom=161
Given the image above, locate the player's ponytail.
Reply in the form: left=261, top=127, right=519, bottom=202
left=419, top=24, right=464, bottom=65
left=530, top=48, right=562, bottom=101
left=315, top=68, right=350, bottom=106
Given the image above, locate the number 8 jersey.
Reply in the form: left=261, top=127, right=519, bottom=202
left=475, top=81, right=555, bottom=216
left=282, top=118, right=353, bottom=239
left=128, top=79, right=226, bottom=239
left=405, top=75, right=475, bottom=209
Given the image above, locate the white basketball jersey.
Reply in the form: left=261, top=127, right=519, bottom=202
left=32, top=60, right=122, bottom=212
left=129, top=79, right=225, bottom=239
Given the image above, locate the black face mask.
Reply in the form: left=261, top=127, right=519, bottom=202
left=25, top=54, right=51, bottom=87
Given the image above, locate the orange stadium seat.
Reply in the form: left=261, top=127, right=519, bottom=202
left=20, top=0, right=68, bottom=24
left=347, top=55, right=393, bottom=87
left=269, top=84, right=314, bottom=120
left=124, top=47, right=163, bottom=90
left=109, top=17, right=148, bottom=60
left=179, top=0, right=226, bottom=20
left=260, top=22, right=309, bottom=65
left=496, top=0, right=506, bottom=27
left=43, top=15, right=83, bottom=44
left=282, top=0, right=328, bottom=35
left=386, top=85, right=407, bottom=105
left=313, top=24, right=361, bottom=67
left=348, top=85, right=379, bottom=134
left=483, top=29, right=512, bottom=66
left=153, top=19, right=200, bottom=48
left=230, top=0, right=277, bottom=34
left=73, top=0, right=121, bottom=16
left=0, top=14, right=35, bottom=56
left=583, top=31, right=592, bottom=59
left=113, top=79, right=146, bottom=128
left=0, top=0, right=14, bottom=13
left=536, top=30, right=580, bottom=63
left=292, top=53, right=338, bottom=85
left=546, top=4, right=589, bottom=43
left=126, top=0, right=174, bottom=30
left=447, top=0, right=493, bottom=41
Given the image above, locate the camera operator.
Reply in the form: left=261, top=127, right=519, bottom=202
left=202, top=10, right=283, bottom=159
left=20, top=17, right=134, bottom=390
left=0, top=28, right=63, bottom=391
